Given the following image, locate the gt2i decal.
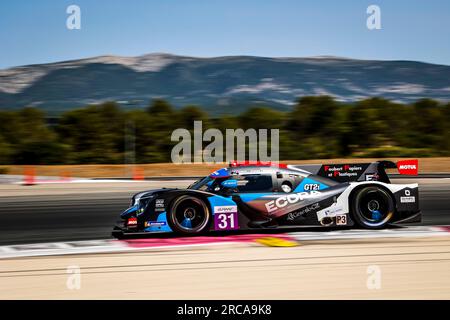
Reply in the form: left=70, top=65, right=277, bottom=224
left=303, top=183, right=320, bottom=191
left=214, top=206, right=239, bottom=230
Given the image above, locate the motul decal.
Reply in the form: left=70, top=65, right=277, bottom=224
left=127, top=218, right=138, bottom=226
left=397, top=159, right=418, bottom=175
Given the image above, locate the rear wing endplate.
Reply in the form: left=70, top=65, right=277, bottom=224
left=291, top=159, right=418, bottom=184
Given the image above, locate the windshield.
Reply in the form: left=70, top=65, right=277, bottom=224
left=188, top=173, right=275, bottom=193
left=236, top=174, right=273, bottom=192
left=188, top=176, right=214, bottom=190
left=188, top=175, right=232, bottom=192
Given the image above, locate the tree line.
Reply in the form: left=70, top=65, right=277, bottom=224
left=0, top=96, right=449, bottom=165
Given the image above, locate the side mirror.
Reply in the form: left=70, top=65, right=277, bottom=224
left=221, top=179, right=238, bottom=189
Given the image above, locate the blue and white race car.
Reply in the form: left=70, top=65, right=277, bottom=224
left=113, top=160, right=420, bottom=238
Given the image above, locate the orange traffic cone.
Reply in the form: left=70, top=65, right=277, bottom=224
left=133, top=167, right=144, bottom=181
left=60, top=170, right=71, bottom=182
left=24, top=166, right=36, bottom=186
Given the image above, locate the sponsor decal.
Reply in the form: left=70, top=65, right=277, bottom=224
left=336, top=214, right=347, bottom=225
left=287, top=202, right=320, bottom=221
left=400, top=196, right=415, bottom=203
left=214, top=205, right=238, bottom=214
left=400, top=189, right=416, bottom=202
left=335, top=171, right=358, bottom=178
left=136, top=207, right=145, bottom=216
left=322, top=164, right=365, bottom=180
left=144, top=221, right=167, bottom=227
left=325, top=165, right=362, bottom=172
left=323, top=205, right=344, bottom=216
left=397, top=159, right=418, bottom=175
left=265, top=191, right=321, bottom=213
left=316, top=204, right=346, bottom=222
left=154, top=199, right=165, bottom=212
left=127, top=217, right=137, bottom=226
left=365, top=173, right=379, bottom=181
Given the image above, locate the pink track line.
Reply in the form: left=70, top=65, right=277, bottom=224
left=122, top=233, right=294, bottom=248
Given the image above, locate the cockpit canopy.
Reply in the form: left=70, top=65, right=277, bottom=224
left=188, top=164, right=329, bottom=194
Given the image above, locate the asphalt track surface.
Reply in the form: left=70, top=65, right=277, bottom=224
left=0, top=178, right=449, bottom=246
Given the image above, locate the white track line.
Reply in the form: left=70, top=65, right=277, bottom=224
left=0, top=239, right=246, bottom=259
left=287, top=226, right=450, bottom=241
left=0, top=226, right=449, bottom=259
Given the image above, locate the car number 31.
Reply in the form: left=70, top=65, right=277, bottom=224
left=215, top=212, right=238, bottom=230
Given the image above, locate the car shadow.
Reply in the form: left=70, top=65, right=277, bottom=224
left=115, top=223, right=405, bottom=240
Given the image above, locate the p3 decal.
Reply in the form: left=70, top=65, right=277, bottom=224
left=336, top=214, right=347, bottom=225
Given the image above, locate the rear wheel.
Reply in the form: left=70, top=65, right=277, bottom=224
left=168, top=195, right=211, bottom=235
left=352, top=186, right=395, bottom=229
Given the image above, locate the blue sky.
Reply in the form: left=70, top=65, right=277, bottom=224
left=0, top=0, right=449, bottom=68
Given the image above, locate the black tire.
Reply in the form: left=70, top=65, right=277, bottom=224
left=168, top=195, right=211, bottom=235
left=111, top=226, right=125, bottom=239
left=352, top=186, right=395, bottom=229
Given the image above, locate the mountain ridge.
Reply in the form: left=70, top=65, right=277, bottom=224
left=0, top=53, right=449, bottom=114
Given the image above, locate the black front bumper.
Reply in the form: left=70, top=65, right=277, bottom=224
left=391, top=210, right=422, bottom=225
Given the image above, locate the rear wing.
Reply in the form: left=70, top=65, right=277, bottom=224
left=291, top=159, right=418, bottom=184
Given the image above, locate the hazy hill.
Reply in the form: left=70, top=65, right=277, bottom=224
left=0, top=53, right=449, bottom=114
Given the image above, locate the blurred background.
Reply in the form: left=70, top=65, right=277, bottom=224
left=0, top=1, right=449, bottom=172
left=0, top=97, right=449, bottom=169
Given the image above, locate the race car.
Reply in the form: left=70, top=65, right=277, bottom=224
left=112, top=160, right=420, bottom=238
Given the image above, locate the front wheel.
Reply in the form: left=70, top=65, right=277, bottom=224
left=352, top=186, right=395, bottom=229
left=168, top=195, right=211, bottom=235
